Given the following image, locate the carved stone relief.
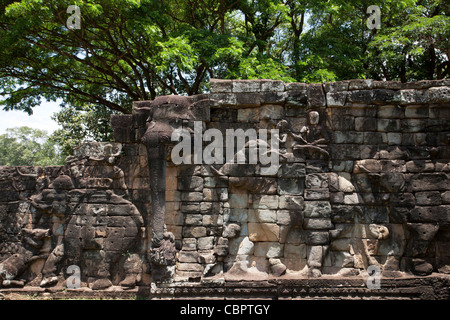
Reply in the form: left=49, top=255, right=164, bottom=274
left=0, top=79, right=449, bottom=295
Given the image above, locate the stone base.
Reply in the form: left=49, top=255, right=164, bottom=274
left=3, top=274, right=447, bottom=300
left=148, top=274, right=450, bottom=300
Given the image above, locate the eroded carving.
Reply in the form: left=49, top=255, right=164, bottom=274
left=289, top=110, right=330, bottom=159
left=0, top=79, right=449, bottom=297
left=0, top=143, right=144, bottom=289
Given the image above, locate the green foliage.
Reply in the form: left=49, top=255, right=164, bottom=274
left=367, top=1, right=450, bottom=80
left=49, top=103, right=115, bottom=159
left=293, top=0, right=449, bottom=82
left=0, top=126, right=64, bottom=166
left=0, top=0, right=448, bottom=147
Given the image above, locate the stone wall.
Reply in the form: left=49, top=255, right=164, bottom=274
left=0, top=166, right=62, bottom=263
left=0, top=144, right=145, bottom=289
left=112, top=78, right=450, bottom=282
left=0, top=79, right=449, bottom=296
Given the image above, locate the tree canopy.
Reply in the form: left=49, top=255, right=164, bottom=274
left=0, top=0, right=448, bottom=158
left=49, top=103, right=116, bottom=157
left=0, top=126, right=64, bottom=166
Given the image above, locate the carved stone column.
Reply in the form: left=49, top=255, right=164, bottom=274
left=137, top=95, right=210, bottom=282
left=142, top=120, right=177, bottom=281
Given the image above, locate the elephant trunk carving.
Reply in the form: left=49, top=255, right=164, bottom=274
left=147, top=143, right=166, bottom=247
left=142, top=120, right=177, bottom=279
left=137, top=95, right=207, bottom=281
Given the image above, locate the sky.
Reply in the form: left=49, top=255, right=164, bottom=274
left=0, top=100, right=62, bottom=135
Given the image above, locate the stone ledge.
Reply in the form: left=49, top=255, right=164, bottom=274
left=206, top=79, right=450, bottom=109
left=152, top=274, right=450, bottom=299
left=2, top=274, right=448, bottom=300
left=210, top=79, right=450, bottom=94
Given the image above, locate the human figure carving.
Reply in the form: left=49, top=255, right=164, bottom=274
left=288, top=110, right=330, bottom=159
left=0, top=175, right=71, bottom=287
